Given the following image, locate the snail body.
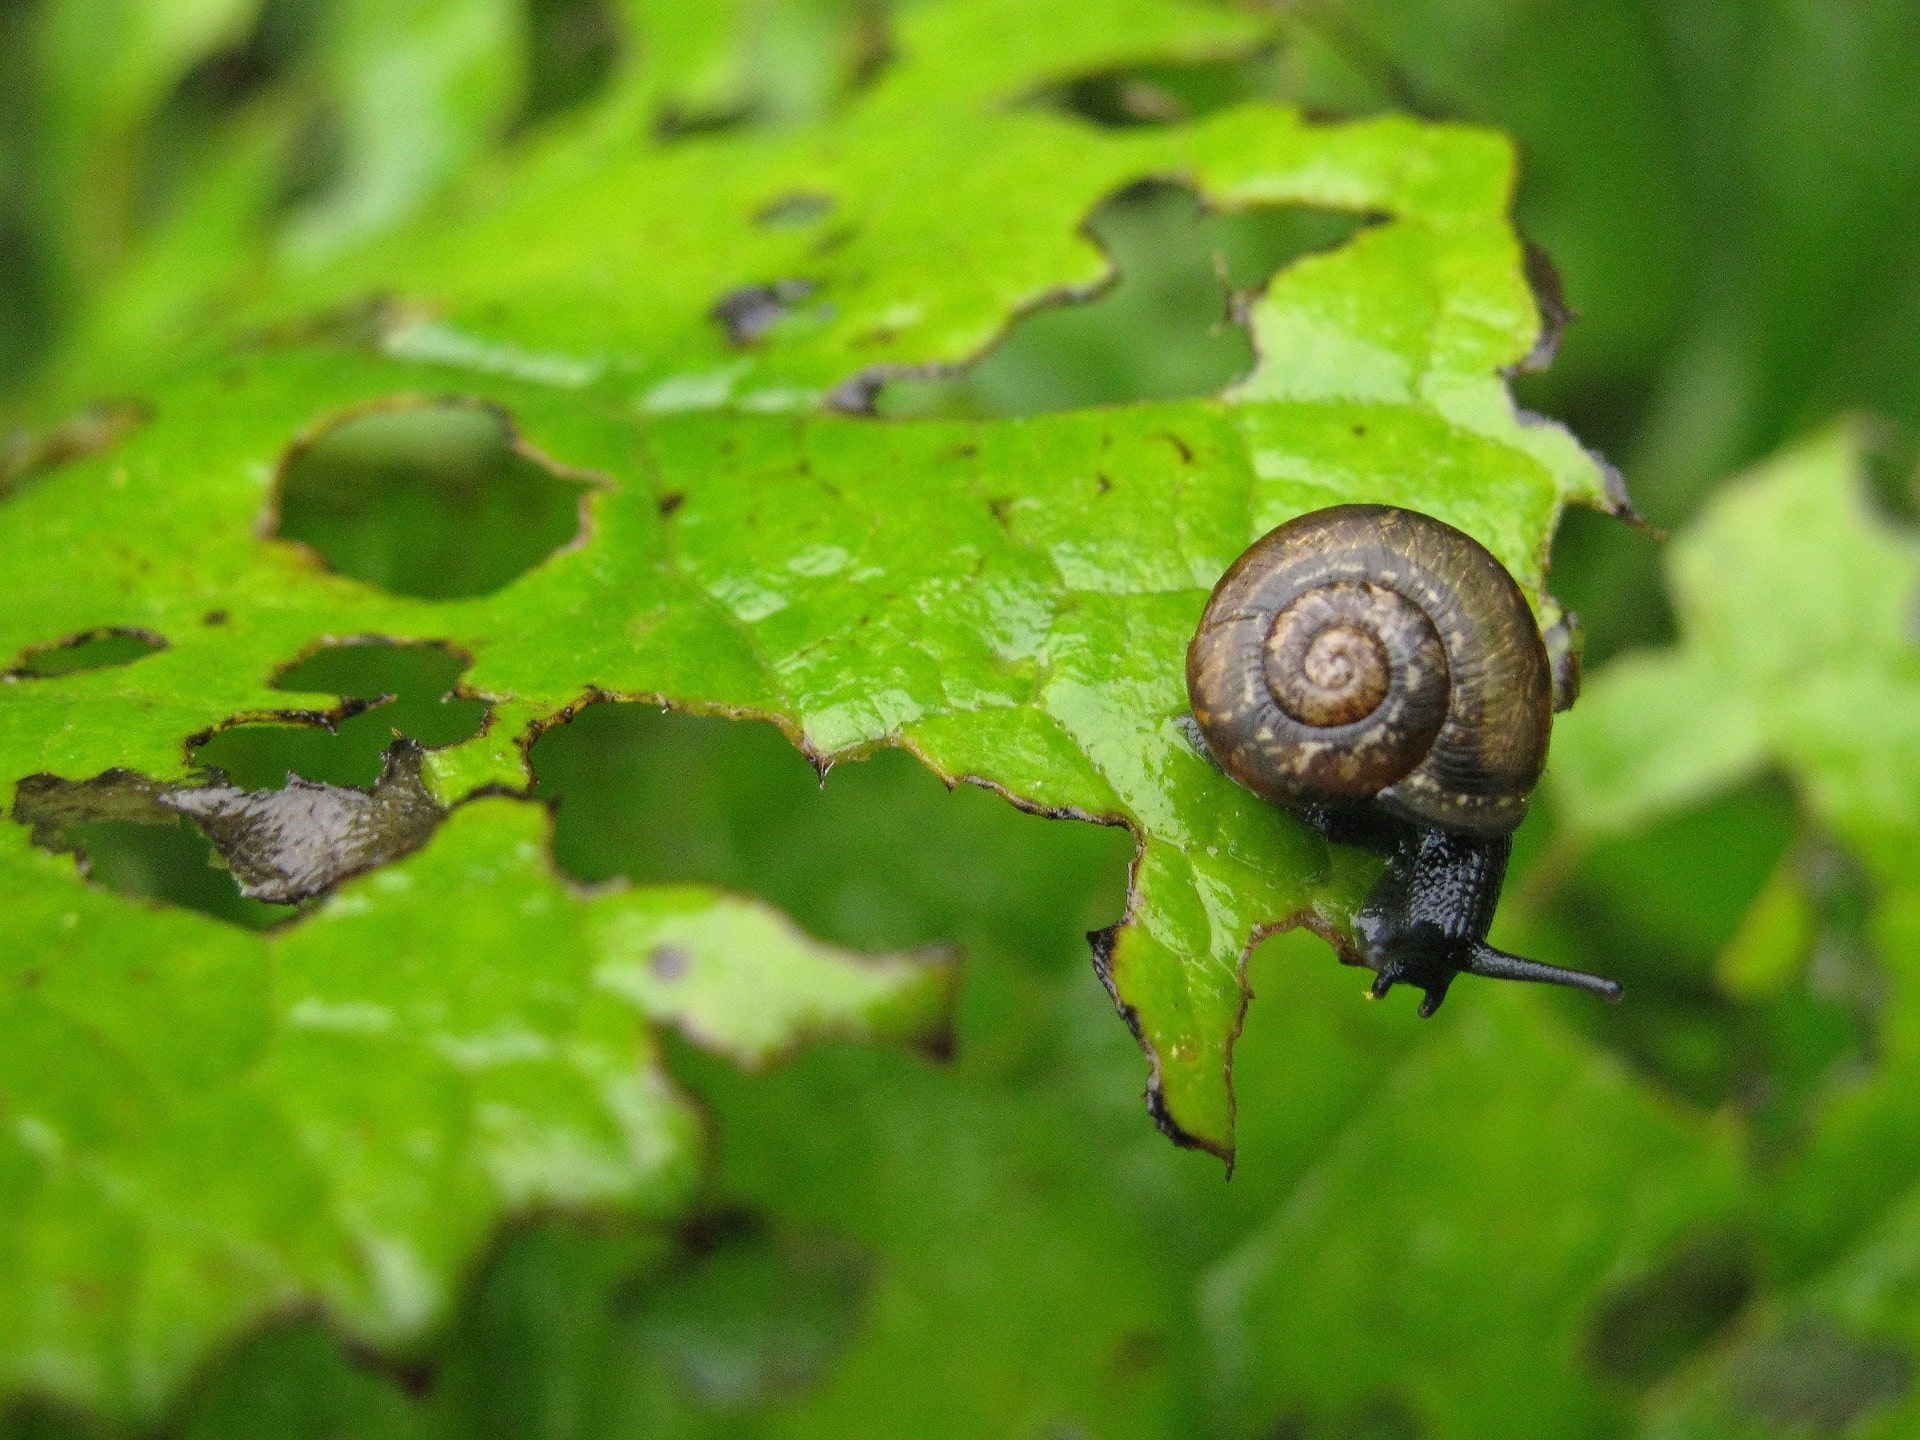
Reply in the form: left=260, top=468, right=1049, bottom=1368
left=1187, top=504, right=1621, bottom=1017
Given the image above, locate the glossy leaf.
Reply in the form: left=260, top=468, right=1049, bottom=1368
left=0, top=0, right=1620, bottom=1420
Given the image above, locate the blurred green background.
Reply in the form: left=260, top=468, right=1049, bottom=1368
left=4, top=1, right=1919, bottom=1436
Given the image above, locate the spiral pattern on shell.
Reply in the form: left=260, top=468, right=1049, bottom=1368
left=1186, top=504, right=1553, bottom=836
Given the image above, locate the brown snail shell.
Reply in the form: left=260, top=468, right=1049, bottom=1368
left=1186, top=504, right=1552, bottom=837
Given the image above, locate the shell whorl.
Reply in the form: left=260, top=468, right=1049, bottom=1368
left=1186, top=504, right=1553, bottom=836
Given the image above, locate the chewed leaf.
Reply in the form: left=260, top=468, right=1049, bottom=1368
left=589, top=887, right=957, bottom=1068
left=0, top=0, right=1618, bottom=1418
left=0, top=799, right=951, bottom=1420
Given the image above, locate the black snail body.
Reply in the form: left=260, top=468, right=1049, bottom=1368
left=1187, top=503, right=1623, bottom=1017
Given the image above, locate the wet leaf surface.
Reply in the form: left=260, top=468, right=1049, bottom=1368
left=0, top=0, right=1623, bottom=1423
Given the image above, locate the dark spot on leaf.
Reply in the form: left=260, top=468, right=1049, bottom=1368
left=195, top=638, right=488, bottom=791
left=632, top=1225, right=870, bottom=1410
left=1155, top=431, right=1194, bottom=463
left=825, top=361, right=946, bottom=416
left=5, top=627, right=166, bottom=680
left=251, top=293, right=414, bottom=352
left=658, top=490, right=686, bottom=517
left=756, top=191, right=835, bottom=227
left=273, top=399, right=595, bottom=600
left=203, top=609, right=229, bottom=626
left=650, top=944, right=692, bottom=980
left=811, top=224, right=855, bottom=257
left=518, top=0, right=622, bottom=131
left=1730, top=1320, right=1912, bottom=1431
left=1096, top=474, right=1113, bottom=494
left=1351, top=424, right=1367, bottom=437
left=0, top=400, right=147, bottom=497
left=1031, top=47, right=1291, bottom=129
left=860, top=181, right=1373, bottom=420
left=160, top=0, right=301, bottom=121
left=1109, top=1328, right=1167, bottom=1376
left=846, top=1, right=893, bottom=93
left=16, top=742, right=444, bottom=909
left=1274, top=1397, right=1428, bottom=1440
left=987, top=496, right=1014, bottom=529
left=1584, top=1229, right=1755, bottom=1387
left=1271, top=1393, right=1427, bottom=1440
left=655, top=102, right=758, bottom=142
left=712, top=279, right=820, bottom=347
left=1515, top=241, right=1574, bottom=375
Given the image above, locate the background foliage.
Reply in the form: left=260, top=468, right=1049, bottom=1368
left=3, top=1, right=1919, bottom=1437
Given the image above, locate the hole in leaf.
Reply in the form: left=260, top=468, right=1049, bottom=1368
left=1584, top=1229, right=1757, bottom=1388
left=1031, top=33, right=1397, bottom=129
left=274, top=400, right=593, bottom=599
left=195, top=638, right=487, bottom=790
left=61, top=818, right=298, bottom=930
left=1033, top=48, right=1293, bottom=128
left=1858, top=414, right=1920, bottom=529
left=654, top=0, right=892, bottom=141
left=1730, top=1321, right=1913, bottom=1431
left=529, top=703, right=1130, bottom=958
left=859, top=181, right=1371, bottom=419
left=756, top=191, right=834, bottom=228
left=6, top=627, right=166, bottom=679
left=520, top=0, right=622, bottom=129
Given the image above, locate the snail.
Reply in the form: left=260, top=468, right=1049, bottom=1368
left=1186, top=503, right=1622, bottom=1017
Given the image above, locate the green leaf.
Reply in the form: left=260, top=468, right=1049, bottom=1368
left=1201, top=993, right=1748, bottom=1439
left=0, top=0, right=1621, bottom=1418
left=143, top=721, right=1749, bottom=1440
left=1551, top=424, right=1920, bottom=872
left=0, top=798, right=949, bottom=1421
left=1548, top=426, right=1920, bottom=1435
